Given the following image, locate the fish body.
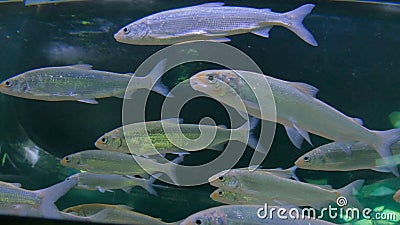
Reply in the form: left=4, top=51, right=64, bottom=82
left=0, top=60, right=168, bottom=104
left=114, top=3, right=318, bottom=46
left=95, top=119, right=261, bottom=155
left=0, top=178, right=77, bottom=219
left=295, top=141, right=400, bottom=172
left=190, top=70, right=400, bottom=175
left=60, top=150, right=178, bottom=183
left=208, top=169, right=363, bottom=209
left=180, top=205, right=339, bottom=225
left=67, top=172, right=157, bottom=195
left=63, top=203, right=169, bottom=225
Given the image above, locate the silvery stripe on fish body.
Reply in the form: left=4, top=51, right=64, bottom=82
left=144, top=6, right=281, bottom=35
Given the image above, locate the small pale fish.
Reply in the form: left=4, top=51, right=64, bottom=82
left=24, top=0, right=88, bottom=6
left=63, top=203, right=173, bottom=225
left=0, top=59, right=169, bottom=104
left=394, top=190, right=400, bottom=203
left=60, top=150, right=180, bottom=184
left=190, top=69, right=400, bottom=176
left=0, top=177, right=78, bottom=219
left=208, top=168, right=363, bottom=209
left=67, top=172, right=158, bottom=196
left=180, top=205, right=339, bottom=225
left=295, top=141, right=400, bottom=173
left=95, top=118, right=264, bottom=155
left=114, top=3, right=318, bottom=46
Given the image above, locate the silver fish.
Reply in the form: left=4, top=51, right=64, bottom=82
left=0, top=59, right=168, bottom=104
left=190, top=69, right=400, bottom=176
left=67, top=172, right=158, bottom=196
left=209, top=168, right=364, bottom=209
left=114, top=3, right=318, bottom=46
left=60, top=150, right=182, bottom=184
left=0, top=177, right=77, bottom=219
left=295, top=141, right=400, bottom=172
left=95, top=118, right=262, bottom=155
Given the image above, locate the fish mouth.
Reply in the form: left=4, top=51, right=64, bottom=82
left=189, top=77, right=207, bottom=90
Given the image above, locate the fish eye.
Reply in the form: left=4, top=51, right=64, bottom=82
left=218, top=190, right=224, bottom=196
left=5, top=80, right=13, bottom=87
left=303, top=156, right=310, bottom=162
left=64, top=157, right=70, bottom=162
left=123, top=27, right=130, bottom=34
left=195, top=218, right=204, bottom=225
left=218, top=176, right=225, bottom=181
left=207, top=74, right=217, bottom=83
left=101, top=137, right=108, bottom=144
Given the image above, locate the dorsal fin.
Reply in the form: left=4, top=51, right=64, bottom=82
left=69, top=64, right=93, bottom=70
left=196, top=2, right=224, bottom=7
left=290, top=82, right=319, bottom=97
left=351, top=117, right=363, bottom=125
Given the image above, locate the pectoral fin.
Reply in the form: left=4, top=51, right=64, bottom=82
left=76, top=97, right=98, bottom=104
left=252, top=26, right=272, bottom=38
left=285, top=123, right=312, bottom=149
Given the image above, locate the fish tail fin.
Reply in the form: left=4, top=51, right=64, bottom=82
left=235, top=117, right=268, bottom=154
left=145, top=58, right=171, bottom=97
left=145, top=173, right=161, bottom=196
left=337, top=179, right=364, bottom=209
left=373, top=128, right=400, bottom=176
left=34, top=177, right=78, bottom=219
left=283, top=4, right=318, bottom=46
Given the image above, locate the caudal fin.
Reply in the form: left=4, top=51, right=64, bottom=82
left=337, top=179, right=364, bottom=209
left=283, top=4, right=318, bottom=46
left=146, top=58, right=171, bottom=97
left=373, top=128, right=400, bottom=176
left=234, top=117, right=268, bottom=154
left=34, top=177, right=78, bottom=219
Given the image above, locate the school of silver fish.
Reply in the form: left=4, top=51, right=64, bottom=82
left=0, top=1, right=399, bottom=225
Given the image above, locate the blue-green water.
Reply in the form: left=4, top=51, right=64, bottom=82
left=0, top=0, right=399, bottom=224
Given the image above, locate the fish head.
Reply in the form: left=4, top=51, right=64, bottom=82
left=294, top=151, right=314, bottom=169
left=190, top=70, right=243, bottom=99
left=95, top=129, right=125, bottom=152
left=210, top=188, right=237, bottom=204
left=295, top=148, right=334, bottom=170
left=0, top=75, right=30, bottom=97
left=114, top=22, right=149, bottom=44
left=208, top=169, right=240, bottom=189
left=60, top=153, right=81, bottom=169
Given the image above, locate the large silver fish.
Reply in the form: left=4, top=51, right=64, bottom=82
left=95, top=118, right=262, bottom=155
left=190, top=70, right=400, bottom=176
left=0, top=60, right=168, bottom=104
left=114, top=3, right=318, bottom=46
